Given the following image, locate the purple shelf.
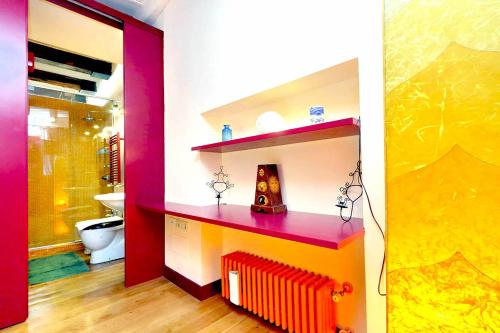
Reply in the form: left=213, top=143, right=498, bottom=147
left=137, top=201, right=364, bottom=250
left=192, top=117, right=360, bottom=153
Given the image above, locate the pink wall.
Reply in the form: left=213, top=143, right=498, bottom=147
left=0, top=0, right=28, bottom=328
left=124, top=21, right=165, bottom=287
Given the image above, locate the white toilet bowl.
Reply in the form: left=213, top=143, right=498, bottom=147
left=76, top=216, right=124, bottom=264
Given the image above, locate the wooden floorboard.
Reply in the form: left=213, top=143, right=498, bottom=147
left=4, top=261, right=281, bottom=333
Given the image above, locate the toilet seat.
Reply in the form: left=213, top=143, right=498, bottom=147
left=82, top=220, right=123, bottom=231
left=76, top=216, right=123, bottom=232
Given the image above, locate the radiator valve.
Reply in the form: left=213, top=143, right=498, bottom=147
left=331, top=281, right=354, bottom=303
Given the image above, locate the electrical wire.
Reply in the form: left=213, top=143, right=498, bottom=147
left=359, top=172, right=386, bottom=296
left=338, top=118, right=386, bottom=296
left=357, top=118, right=386, bottom=296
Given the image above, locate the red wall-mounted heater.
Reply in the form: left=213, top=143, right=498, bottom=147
left=109, top=133, right=121, bottom=185
left=221, top=251, right=348, bottom=333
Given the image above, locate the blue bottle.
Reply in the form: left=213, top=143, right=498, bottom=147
left=222, top=125, right=232, bottom=141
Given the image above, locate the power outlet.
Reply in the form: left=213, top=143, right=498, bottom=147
left=169, top=218, right=188, bottom=232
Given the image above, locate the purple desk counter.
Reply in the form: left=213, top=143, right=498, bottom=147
left=137, top=201, right=364, bottom=250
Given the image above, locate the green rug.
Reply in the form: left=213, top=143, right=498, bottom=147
left=29, top=252, right=89, bottom=285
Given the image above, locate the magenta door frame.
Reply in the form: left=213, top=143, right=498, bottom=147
left=123, top=21, right=165, bottom=287
left=0, top=0, right=29, bottom=328
left=0, top=0, right=164, bottom=328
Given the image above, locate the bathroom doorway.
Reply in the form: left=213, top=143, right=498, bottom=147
left=1, top=0, right=164, bottom=326
left=27, top=0, right=124, bottom=283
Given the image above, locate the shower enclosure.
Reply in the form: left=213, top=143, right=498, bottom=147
left=28, top=93, right=114, bottom=248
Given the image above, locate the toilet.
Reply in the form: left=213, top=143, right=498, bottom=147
left=76, top=216, right=124, bottom=264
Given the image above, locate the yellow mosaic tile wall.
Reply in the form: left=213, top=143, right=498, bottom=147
left=385, top=0, right=499, bottom=332
left=28, top=96, right=112, bottom=248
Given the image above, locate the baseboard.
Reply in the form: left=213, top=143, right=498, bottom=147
left=29, top=241, right=84, bottom=259
left=163, top=265, right=221, bottom=301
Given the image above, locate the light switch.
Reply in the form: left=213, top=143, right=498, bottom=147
left=177, top=221, right=187, bottom=231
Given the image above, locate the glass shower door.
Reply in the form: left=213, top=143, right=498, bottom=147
left=28, top=95, right=112, bottom=248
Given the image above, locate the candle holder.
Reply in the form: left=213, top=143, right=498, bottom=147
left=336, top=161, right=363, bottom=223
left=207, top=166, right=234, bottom=207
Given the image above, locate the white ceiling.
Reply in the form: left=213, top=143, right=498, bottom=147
left=29, top=0, right=123, bottom=64
left=29, top=0, right=124, bottom=102
left=94, top=0, right=170, bottom=26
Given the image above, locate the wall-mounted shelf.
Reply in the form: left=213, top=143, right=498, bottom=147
left=192, top=117, right=359, bottom=153
left=137, top=201, right=364, bottom=250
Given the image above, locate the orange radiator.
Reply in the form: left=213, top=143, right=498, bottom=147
left=221, top=251, right=345, bottom=333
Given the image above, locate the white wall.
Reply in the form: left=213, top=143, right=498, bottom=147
left=158, top=1, right=385, bottom=332
left=165, top=216, right=203, bottom=283
left=164, top=215, right=223, bottom=286
left=358, top=1, right=386, bottom=332
left=160, top=0, right=364, bottom=206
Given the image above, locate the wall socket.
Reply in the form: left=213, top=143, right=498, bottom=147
left=169, top=218, right=188, bottom=232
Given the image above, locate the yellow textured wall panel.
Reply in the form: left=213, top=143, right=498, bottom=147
left=386, top=43, right=500, bottom=180
left=385, top=0, right=500, bottom=332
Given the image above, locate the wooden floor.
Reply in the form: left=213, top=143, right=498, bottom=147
left=4, top=260, right=280, bottom=333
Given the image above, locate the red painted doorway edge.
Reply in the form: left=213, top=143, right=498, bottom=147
left=0, top=0, right=29, bottom=328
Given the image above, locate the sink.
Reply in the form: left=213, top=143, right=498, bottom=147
left=94, top=192, right=125, bottom=212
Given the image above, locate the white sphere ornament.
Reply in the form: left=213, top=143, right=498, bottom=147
left=256, top=111, right=286, bottom=133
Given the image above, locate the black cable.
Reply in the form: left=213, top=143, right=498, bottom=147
left=357, top=118, right=386, bottom=297
left=335, top=118, right=386, bottom=296
left=359, top=172, right=386, bottom=296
